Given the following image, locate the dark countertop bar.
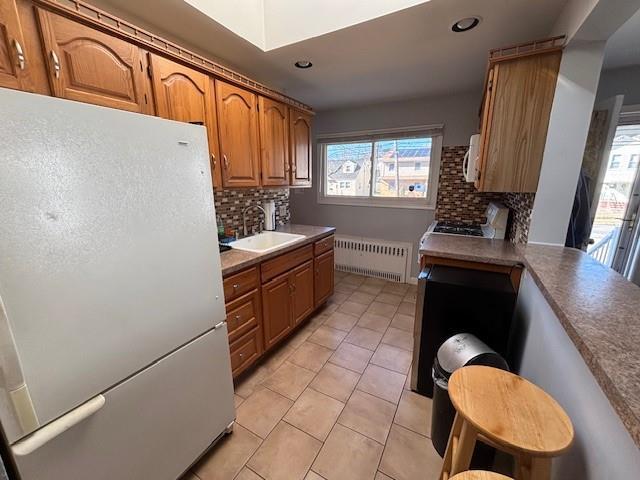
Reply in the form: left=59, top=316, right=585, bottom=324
left=220, top=224, right=335, bottom=277
left=420, top=234, right=640, bottom=447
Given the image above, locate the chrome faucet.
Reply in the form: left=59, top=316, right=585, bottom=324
left=242, top=204, right=266, bottom=237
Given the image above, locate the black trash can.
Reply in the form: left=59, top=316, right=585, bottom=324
left=431, top=333, right=509, bottom=458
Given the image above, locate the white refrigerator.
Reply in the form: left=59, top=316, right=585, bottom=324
left=0, top=88, right=235, bottom=479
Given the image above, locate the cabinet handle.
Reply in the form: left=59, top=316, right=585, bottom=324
left=211, top=153, right=216, bottom=170
left=239, top=352, right=244, bottom=359
left=13, top=40, right=25, bottom=70
left=50, top=50, right=60, bottom=79
left=234, top=314, right=241, bottom=321
left=233, top=283, right=240, bottom=290
left=223, top=154, right=229, bottom=169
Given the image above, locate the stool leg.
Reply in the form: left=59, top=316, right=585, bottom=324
left=440, top=413, right=463, bottom=480
left=530, top=457, right=552, bottom=480
left=516, top=455, right=551, bottom=480
left=450, top=419, right=478, bottom=476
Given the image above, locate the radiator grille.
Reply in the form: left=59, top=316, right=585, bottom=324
left=334, top=235, right=412, bottom=283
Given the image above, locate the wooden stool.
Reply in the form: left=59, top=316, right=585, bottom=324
left=440, top=366, right=573, bottom=480
left=451, top=472, right=513, bottom=480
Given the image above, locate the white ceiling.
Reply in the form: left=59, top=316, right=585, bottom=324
left=604, top=7, right=640, bottom=70
left=91, top=0, right=569, bottom=110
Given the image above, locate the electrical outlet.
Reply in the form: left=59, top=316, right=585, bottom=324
left=279, top=205, right=287, bottom=217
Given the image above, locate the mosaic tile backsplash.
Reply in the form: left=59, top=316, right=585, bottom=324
left=214, top=187, right=290, bottom=236
left=435, top=146, right=535, bottom=243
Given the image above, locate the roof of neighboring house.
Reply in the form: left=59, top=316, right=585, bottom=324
left=328, top=167, right=361, bottom=181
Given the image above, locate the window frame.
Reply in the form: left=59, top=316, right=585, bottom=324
left=317, top=126, right=442, bottom=210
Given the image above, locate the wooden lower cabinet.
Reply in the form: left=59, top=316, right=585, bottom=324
left=292, top=260, right=314, bottom=326
left=223, top=236, right=334, bottom=378
left=314, top=250, right=334, bottom=307
left=262, top=271, right=293, bottom=349
left=229, top=326, right=263, bottom=378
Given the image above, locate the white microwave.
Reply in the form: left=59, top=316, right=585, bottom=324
left=463, top=134, right=481, bottom=182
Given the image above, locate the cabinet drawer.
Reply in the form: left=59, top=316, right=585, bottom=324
left=226, top=289, right=261, bottom=343
left=261, top=244, right=313, bottom=283
left=314, top=235, right=334, bottom=255
left=229, top=327, right=263, bottom=377
left=223, top=266, right=259, bottom=302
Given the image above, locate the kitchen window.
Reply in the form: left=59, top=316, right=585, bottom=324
left=317, top=125, right=442, bottom=209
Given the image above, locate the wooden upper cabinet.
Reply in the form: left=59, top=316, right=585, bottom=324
left=0, top=0, right=36, bottom=91
left=476, top=50, right=561, bottom=193
left=149, top=54, right=222, bottom=188
left=36, top=9, right=152, bottom=114
left=215, top=79, right=260, bottom=188
left=259, top=96, right=289, bottom=186
left=289, top=108, right=312, bottom=187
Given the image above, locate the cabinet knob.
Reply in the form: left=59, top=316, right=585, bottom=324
left=233, top=283, right=240, bottom=290
left=235, top=314, right=241, bottom=321
left=239, top=352, right=244, bottom=359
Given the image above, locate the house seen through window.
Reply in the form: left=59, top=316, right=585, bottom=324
left=323, top=137, right=433, bottom=201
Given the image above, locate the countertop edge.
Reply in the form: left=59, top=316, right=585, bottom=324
left=220, top=225, right=336, bottom=277
left=521, top=263, right=640, bottom=447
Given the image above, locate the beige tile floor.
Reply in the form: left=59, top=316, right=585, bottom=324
left=187, top=271, right=442, bottom=480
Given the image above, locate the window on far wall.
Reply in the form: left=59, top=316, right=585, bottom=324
left=610, top=154, right=622, bottom=169
left=318, top=127, right=442, bottom=209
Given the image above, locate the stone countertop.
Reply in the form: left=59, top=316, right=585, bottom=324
left=420, top=234, right=640, bottom=447
left=419, top=234, right=523, bottom=266
left=220, top=224, right=335, bottom=277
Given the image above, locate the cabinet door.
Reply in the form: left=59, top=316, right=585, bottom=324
left=259, top=96, right=289, bottom=186
left=314, top=250, right=334, bottom=307
left=262, top=272, right=292, bottom=349
left=149, top=54, right=222, bottom=188
left=36, top=9, right=152, bottom=114
left=478, top=52, right=561, bottom=192
left=0, top=0, right=33, bottom=90
left=292, top=260, right=314, bottom=325
left=215, top=79, right=260, bottom=188
left=289, top=108, right=312, bottom=187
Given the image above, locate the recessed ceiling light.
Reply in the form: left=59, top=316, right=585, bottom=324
left=294, top=60, right=313, bottom=69
left=452, top=17, right=481, bottom=33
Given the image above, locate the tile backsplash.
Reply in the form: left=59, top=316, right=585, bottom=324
left=214, top=187, right=290, bottom=236
left=435, top=145, right=535, bottom=243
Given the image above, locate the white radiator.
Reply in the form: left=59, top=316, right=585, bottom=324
left=334, top=235, right=413, bottom=283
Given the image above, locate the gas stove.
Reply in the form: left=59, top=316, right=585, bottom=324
left=431, top=222, right=484, bottom=237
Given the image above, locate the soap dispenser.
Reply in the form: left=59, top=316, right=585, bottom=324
left=263, top=201, right=276, bottom=231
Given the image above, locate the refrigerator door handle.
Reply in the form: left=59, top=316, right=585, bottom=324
left=11, top=394, right=106, bottom=456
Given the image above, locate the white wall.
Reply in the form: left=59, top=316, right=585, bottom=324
left=528, top=41, right=606, bottom=244
left=264, top=0, right=428, bottom=50
left=289, top=91, right=481, bottom=278
left=597, top=65, right=640, bottom=105
left=183, top=0, right=265, bottom=49
left=511, top=273, right=640, bottom=478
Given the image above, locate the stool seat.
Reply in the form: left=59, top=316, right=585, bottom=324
left=451, top=471, right=513, bottom=480
left=448, top=366, right=573, bottom=457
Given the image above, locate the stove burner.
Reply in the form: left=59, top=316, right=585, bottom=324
left=433, top=222, right=483, bottom=237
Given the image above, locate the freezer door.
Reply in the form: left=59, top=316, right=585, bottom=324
left=0, top=89, right=225, bottom=442
left=12, top=328, right=235, bottom=480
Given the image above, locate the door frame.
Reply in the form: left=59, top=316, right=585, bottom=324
left=612, top=105, right=640, bottom=275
